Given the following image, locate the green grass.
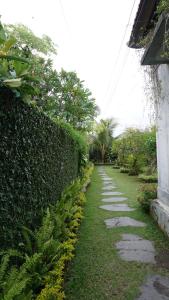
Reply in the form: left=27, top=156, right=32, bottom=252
left=65, top=166, right=169, bottom=300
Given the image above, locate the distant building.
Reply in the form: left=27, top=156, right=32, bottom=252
left=128, top=0, right=169, bottom=236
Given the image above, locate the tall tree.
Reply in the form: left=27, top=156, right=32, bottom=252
left=91, top=118, right=117, bottom=163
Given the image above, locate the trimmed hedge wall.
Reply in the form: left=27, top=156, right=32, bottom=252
left=0, top=89, right=85, bottom=248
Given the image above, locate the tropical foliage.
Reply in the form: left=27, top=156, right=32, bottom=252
left=112, top=127, right=157, bottom=176
left=0, top=22, right=98, bottom=131
left=0, top=22, right=30, bottom=94
left=0, top=164, right=93, bottom=300
left=90, top=118, right=117, bottom=163
left=137, top=183, right=157, bottom=212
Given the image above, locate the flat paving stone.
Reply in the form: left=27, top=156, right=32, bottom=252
left=102, top=197, right=128, bottom=203
left=116, top=234, right=156, bottom=264
left=102, top=186, right=116, bottom=191
left=103, top=182, right=116, bottom=186
left=100, top=204, right=135, bottom=212
left=104, top=217, right=146, bottom=228
left=136, top=275, right=169, bottom=300
left=102, top=191, right=123, bottom=196
left=102, top=178, right=112, bottom=181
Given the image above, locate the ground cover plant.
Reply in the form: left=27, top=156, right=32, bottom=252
left=65, top=166, right=169, bottom=300
left=137, top=183, right=157, bottom=212
left=138, top=174, right=158, bottom=183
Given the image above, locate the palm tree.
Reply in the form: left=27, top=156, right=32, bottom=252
left=92, top=118, right=117, bottom=163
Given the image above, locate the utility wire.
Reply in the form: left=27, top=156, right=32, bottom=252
left=58, top=0, right=70, bottom=33
left=104, top=0, right=137, bottom=104
left=111, top=0, right=137, bottom=69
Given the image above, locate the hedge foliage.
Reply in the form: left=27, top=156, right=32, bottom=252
left=0, top=163, right=93, bottom=300
left=0, top=88, right=87, bottom=248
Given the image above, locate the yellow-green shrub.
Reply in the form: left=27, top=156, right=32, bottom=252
left=0, top=164, right=94, bottom=300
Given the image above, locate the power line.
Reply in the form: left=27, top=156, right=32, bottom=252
left=103, top=0, right=137, bottom=104
left=58, top=0, right=70, bottom=32
left=107, top=48, right=130, bottom=103
left=112, top=0, right=137, bottom=69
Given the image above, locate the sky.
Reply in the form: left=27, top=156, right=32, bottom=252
left=1, top=0, right=152, bottom=135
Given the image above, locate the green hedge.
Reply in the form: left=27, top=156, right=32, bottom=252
left=0, top=88, right=86, bottom=248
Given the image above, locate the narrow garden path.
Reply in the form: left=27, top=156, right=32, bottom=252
left=65, top=166, right=169, bottom=300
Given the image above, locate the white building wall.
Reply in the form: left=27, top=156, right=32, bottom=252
left=157, top=64, right=169, bottom=204
left=151, top=64, right=169, bottom=235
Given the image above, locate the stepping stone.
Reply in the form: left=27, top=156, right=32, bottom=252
left=102, top=191, right=123, bottom=196
left=103, top=182, right=116, bottom=186
left=102, top=197, right=128, bottom=202
left=136, top=275, right=169, bottom=300
left=102, top=181, right=114, bottom=186
left=102, top=186, right=116, bottom=191
left=103, top=183, right=116, bottom=186
left=102, top=178, right=112, bottom=181
left=104, top=217, right=146, bottom=228
left=100, top=204, right=135, bottom=212
left=116, top=234, right=156, bottom=264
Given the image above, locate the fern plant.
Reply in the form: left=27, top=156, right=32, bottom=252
left=0, top=163, right=93, bottom=299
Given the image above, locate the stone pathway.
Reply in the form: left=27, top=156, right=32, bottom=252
left=100, top=204, right=135, bottom=212
left=104, top=217, right=146, bottom=228
left=102, top=197, right=128, bottom=202
left=102, top=186, right=116, bottom=190
left=116, top=234, right=156, bottom=264
left=136, top=275, right=169, bottom=300
left=102, top=179, right=112, bottom=183
left=98, top=166, right=169, bottom=299
left=101, top=191, right=123, bottom=196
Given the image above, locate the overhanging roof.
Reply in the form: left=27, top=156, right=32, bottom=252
left=141, top=13, right=169, bottom=65
left=128, top=0, right=159, bottom=49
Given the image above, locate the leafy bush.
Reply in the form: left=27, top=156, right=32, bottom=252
left=112, top=127, right=157, bottom=176
left=128, top=169, right=139, bottom=176
left=138, top=174, right=158, bottom=183
left=120, top=167, right=129, bottom=173
left=137, top=183, right=157, bottom=212
left=112, top=165, right=120, bottom=169
left=0, top=164, right=93, bottom=299
left=0, top=88, right=87, bottom=249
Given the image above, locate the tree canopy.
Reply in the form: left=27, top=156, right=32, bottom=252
left=0, top=22, right=98, bottom=131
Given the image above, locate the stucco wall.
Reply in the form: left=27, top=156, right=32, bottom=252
left=151, top=64, right=169, bottom=237
left=156, top=64, right=169, bottom=205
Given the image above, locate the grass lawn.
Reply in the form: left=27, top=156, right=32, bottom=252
left=65, top=166, right=169, bottom=300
